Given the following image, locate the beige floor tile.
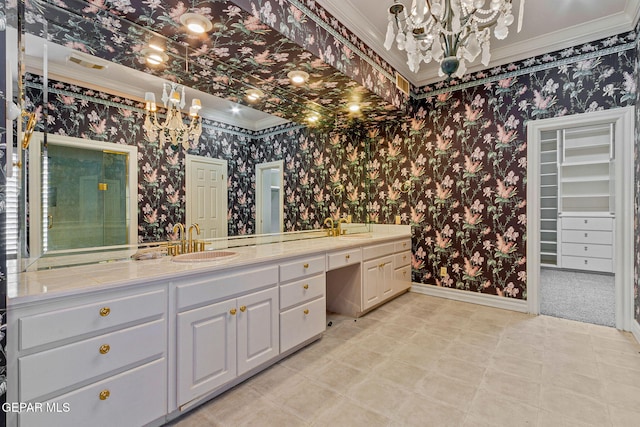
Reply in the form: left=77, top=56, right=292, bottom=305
left=495, top=338, right=544, bottom=362
left=392, top=394, right=467, bottom=427
left=388, top=341, right=442, bottom=369
left=310, top=399, right=390, bottom=427
left=415, top=371, right=478, bottom=412
left=439, top=340, right=493, bottom=365
left=197, top=387, right=264, bottom=426
left=592, top=335, right=640, bottom=355
left=231, top=397, right=308, bottom=427
left=278, top=345, right=332, bottom=375
left=375, top=321, right=418, bottom=340
left=602, top=381, right=640, bottom=410
left=539, top=385, right=611, bottom=426
left=433, top=356, right=486, bottom=385
left=487, top=353, right=543, bottom=382
left=480, top=368, right=541, bottom=407
left=277, top=378, right=342, bottom=422
left=608, top=405, right=640, bottom=427
left=467, top=390, right=539, bottom=427
left=596, top=361, right=640, bottom=388
left=594, top=347, right=640, bottom=370
left=329, top=340, right=387, bottom=371
left=373, top=358, right=429, bottom=389
left=307, top=359, right=366, bottom=393
left=540, top=366, right=604, bottom=399
left=536, top=409, right=610, bottom=427
left=347, top=376, right=412, bottom=418
left=247, top=363, right=303, bottom=398
left=455, top=329, right=501, bottom=350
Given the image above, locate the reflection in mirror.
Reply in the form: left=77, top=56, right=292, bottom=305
left=256, top=161, right=284, bottom=234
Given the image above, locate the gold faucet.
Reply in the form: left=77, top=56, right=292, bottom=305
left=337, top=218, right=349, bottom=236
left=188, top=223, right=201, bottom=253
left=323, top=217, right=335, bottom=237
left=171, top=223, right=186, bottom=255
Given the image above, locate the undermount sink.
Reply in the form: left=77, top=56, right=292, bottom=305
left=172, top=251, right=238, bottom=263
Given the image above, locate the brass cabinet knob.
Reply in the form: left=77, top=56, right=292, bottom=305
left=345, top=254, right=350, bottom=260
left=240, top=306, right=247, bottom=312
left=99, top=390, right=110, bottom=401
left=230, top=308, right=237, bottom=315
left=403, top=271, right=407, bottom=276
left=303, top=309, right=309, bottom=315
left=303, top=284, right=309, bottom=290
left=303, top=263, right=309, bottom=268
left=403, top=242, right=407, bottom=247
left=99, top=344, right=110, bottom=355
left=99, top=307, right=111, bottom=317
left=403, top=255, right=407, bottom=260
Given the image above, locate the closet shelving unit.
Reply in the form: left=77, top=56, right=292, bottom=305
left=539, top=130, right=560, bottom=267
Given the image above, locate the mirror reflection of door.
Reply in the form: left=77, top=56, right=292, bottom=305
left=185, top=155, right=228, bottom=238
left=255, top=160, right=284, bottom=234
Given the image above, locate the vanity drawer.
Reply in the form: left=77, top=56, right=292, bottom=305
left=280, top=274, right=325, bottom=310
left=19, top=358, right=166, bottom=427
left=19, top=319, right=165, bottom=402
left=562, top=230, right=613, bottom=245
left=562, top=217, right=613, bottom=231
left=562, top=243, right=613, bottom=259
left=327, top=248, right=362, bottom=271
left=394, top=265, right=412, bottom=292
left=394, top=251, right=411, bottom=268
left=561, top=256, right=613, bottom=273
left=280, top=255, right=325, bottom=283
left=362, top=242, right=396, bottom=261
left=280, top=297, right=326, bottom=353
left=394, top=239, right=411, bottom=253
left=19, top=289, right=166, bottom=351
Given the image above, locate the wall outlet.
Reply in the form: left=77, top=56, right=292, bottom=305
left=395, top=215, right=401, bottom=225
left=440, top=266, right=447, bottom=277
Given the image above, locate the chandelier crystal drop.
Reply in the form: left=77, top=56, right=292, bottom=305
left=143, top=82, right=202, bottom=150
left=384, top=0, right=524, bottom=78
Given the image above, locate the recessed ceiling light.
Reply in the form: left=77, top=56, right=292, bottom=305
left=180, top=13, right=213, bottom=34
left=348, top=103, right=361, bottom=113
left=245, top=89, right=264, bottom=102
left=287, top=70, right=309, bottom=86
left=141, top=48, right=169, bottom=65
left=307, top=113, right=320, bottom=123
left=231, top=105, right=241, bottom=113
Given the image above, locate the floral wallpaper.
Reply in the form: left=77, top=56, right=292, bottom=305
left=0, top=0, right=9, bottom=413
left=367, top=39, right=637, bottom=300
left=634, top=25, right=640, bottom=325
left=25, top=74, right=365, bottom=242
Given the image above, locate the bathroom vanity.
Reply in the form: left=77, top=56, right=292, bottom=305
left=7, top=227, right=410, bottom=426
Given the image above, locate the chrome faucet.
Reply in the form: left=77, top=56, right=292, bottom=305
left=188, top=223, right=201, bottom=253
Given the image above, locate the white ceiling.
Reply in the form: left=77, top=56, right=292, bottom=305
left=316, top=0, right=640, bottom=87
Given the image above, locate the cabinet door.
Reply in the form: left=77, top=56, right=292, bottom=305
left=237, top=287, right=279, bottom=376
left=177, top=299, right=236, bottom=406
left=362, top=259, right=382, bottom=310
left=380, top=256, right=394, bottom=299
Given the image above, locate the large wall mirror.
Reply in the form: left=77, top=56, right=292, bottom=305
left=13, top=0, right=385, bottom=269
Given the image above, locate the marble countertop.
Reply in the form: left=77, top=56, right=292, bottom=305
left=9, top=227, right=410, bottom=305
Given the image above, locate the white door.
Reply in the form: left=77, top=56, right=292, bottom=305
left=255, top=160, right=284, bottom=234
left=186, top=155, right=227, bottom=239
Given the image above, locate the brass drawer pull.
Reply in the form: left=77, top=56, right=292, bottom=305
left=99, top=390, right=110, bottom=401
left=303, top=263, right=309, bottom=268
left=99, top=307, right=111, bottom=317
left=345, top=254, right=350, bottom=260
left=99, top=344, right=110, bottom=355
left=230, top=308, right=237, bottom=315
left=303, top=284, right=309, bottom=289
left=303, top=309, right=309, bottom=315
left=240, top=306, right=247, bottom=312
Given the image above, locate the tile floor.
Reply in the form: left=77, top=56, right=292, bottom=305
left=168, top=292, right=640, bottom=427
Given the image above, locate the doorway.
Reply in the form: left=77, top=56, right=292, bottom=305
left=527, top=107, right=634, bottom=330
left=185, top=155, right=228, bottom=238
left=255, top=160, right=284, bottom=234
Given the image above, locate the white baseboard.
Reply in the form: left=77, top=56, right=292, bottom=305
left=410, top=283, right=529, bottom=313
left=630, top=319, right=640, bottom=345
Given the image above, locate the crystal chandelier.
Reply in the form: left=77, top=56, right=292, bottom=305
left=143, top=82, right=203, bottom=150
left=384, top=0, right=524, bottom=78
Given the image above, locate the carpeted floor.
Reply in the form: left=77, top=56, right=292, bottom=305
left=540, top=268, right=615, bottom=327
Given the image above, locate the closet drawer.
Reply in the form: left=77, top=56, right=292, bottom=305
left=562, top=230, right=613, bottom=245
left=19, top=319, right=165, bottom=402
left=280, top=274, right=325, bottom=310
left=561, top=256, right=613, bottom=273
left=561, top=243, right=613, bottom=259
left=19, top=289, right=165, bottom=351
left=19, top=359, right=166, bottom=427
left=280, top=297, right=326, bottom=353
left=280, top=256, right=325, bottom=283
left=562, top=217, right=613, bottom=231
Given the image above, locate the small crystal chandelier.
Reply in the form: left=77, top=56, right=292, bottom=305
left=143, top=82, right=203, bottom=150
left=384, top=0, right=524, bottom=78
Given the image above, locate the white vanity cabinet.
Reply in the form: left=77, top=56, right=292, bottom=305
left=8, top=284, right=168, bottom=427
left=175, top=266, right=279, bottom=407
left=279, top=256, right=327, bottom=353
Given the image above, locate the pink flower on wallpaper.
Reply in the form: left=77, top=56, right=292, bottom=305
left=223, top=5, right=242, bottom=17
left=464, top=156, right=482, bottom=174
left=496, top=179, right=516, bottom=200
left=64, top=41, right=90, bottom=52
left=244, top=15, right=269, bottom=32
left=144, top=209, right=158, bottom=225
left=496, top=234, right=516, bottom=255
left=435, top=134, right=451, bottom=152
left=496, top=124, right=516, bottom=145
left=435, top=183, right=451, bottom=201
left=435, top=230, right=451, bottom=250
left=169, top=3, right=188, bottom=22
left=464, top=104, right=482, bottom=123
left=464, top=258, right=481, bottom=278
left=58, top=94, right=75, bottom=105
left=90, top=119, right=107, bottom=135
left=464, top=207, right=482, bottom=226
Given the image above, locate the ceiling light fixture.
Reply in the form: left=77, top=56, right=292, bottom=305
left=384, top=0, right=525, bottom=78
left=143, top=82, right=202, bottom=150
left=287, top=70, right=310, bottom=86
left=307, top=113, right=320, bottom=123
left=348, top=103, right=361, bottom=113
left=179, top=13, right=213, bottom=34
left=245, top=88, right=264, bottom=102
left=142, top=47, right=169, bottom=65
